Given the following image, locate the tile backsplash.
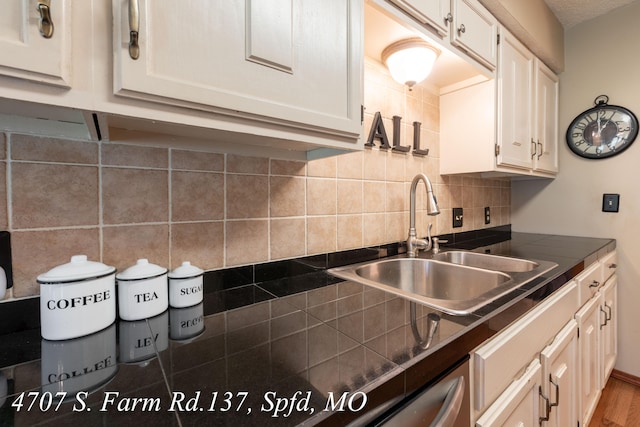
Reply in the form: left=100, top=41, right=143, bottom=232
left=0, top=57, right=510, bottom=300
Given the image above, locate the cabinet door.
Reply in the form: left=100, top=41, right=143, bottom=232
left=600, top=275, right=617, bottom=383
left=450, top=0, right=498, bottom=70
left=575, top=296, right=601, bottom=427
left=388, top=0, right=451, bottom=35
left=496, top=29, right=533, bottom=170
left=533, top=59, right=559, bottom=173
left=0, top=0, right=71, bottom=87
left=540, top=320, right=578, bottom=427
left=113, top=0, right=362, bottom=137
left=476, top=359, right=541, bottom=427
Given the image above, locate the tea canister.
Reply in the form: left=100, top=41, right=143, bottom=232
left=37, top=255, right=116, bottom=341
left=168, top=261, right=204, bottom=308
left=116, top=259, right=168, bottom=321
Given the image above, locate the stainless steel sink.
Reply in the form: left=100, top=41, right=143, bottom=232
left=328, top=253, right=557, bottom=315
left=432, top=251, right=538, bottom=272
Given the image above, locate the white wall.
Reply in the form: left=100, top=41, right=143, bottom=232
left=512, top=1, right=640, bottom=377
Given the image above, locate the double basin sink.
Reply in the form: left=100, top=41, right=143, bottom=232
left=328, top=250, right=557, bottom=315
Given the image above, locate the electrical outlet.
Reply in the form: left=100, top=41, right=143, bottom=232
left=484, top=207, right=491, bottom=224
left=453, top=208, right=463, bottom=228
left=602, top=194, right=620, bottom=212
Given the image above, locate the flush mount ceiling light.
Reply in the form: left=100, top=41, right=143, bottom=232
left=381, top=38, right=440, bottom=90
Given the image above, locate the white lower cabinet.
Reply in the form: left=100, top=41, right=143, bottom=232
left=475, top=359, right=541, bottom=427
left=540, top=320, right=578, bottom=427
left=472, top=251, right=617, bottom=427
left=575, top=293, right=601, bottom=426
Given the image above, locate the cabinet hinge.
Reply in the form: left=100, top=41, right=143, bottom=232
left=494, top=144, right=500, bottom=156
left=361, top=105, right=364, bottom=124
left=497, top=33, right=500, bottom=45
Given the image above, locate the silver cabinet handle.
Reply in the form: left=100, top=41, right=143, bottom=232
left=128, top=0, right=140, bottom=60
left=432, top=376, right=465, bottom=427
left=444, top=13, right=453, bottom=24
left=457, top=24, right=466, bottom=35
left=531, top=139, right=536, bottom=159
left=600, top=306, right=609, bottom=329
left=539, top=386, right=550, bottom=424
left=537, top=141, right=543, bottom=159
left=589, top=280, right=600, bottom=288
left=36, top=1, right=54, bottom=38
left=604, top=302, right=612, bottom=321
left=549, top=375, right=559, bottom=408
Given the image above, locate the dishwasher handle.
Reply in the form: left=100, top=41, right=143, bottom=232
left=432, top=376, right=465, bottom=427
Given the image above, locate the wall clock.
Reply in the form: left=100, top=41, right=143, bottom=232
left=566, top=95, right=638, bottom=159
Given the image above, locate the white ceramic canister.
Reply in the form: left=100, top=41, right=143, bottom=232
left=116, top=259, right=168, bottom=321
left=38, top=255, right=116, bottom=341
left=168, top=261, right=204, bottom=308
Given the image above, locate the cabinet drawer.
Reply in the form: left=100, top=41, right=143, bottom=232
left=472, top=281, right=578, bottom=415
left=599, top=251, right=617, bottom=283
left=576, top=262, right=602, bottom=307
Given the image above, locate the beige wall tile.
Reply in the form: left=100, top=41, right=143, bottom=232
left=102, top=143, right=168, bottom=168
left=171, top=221, right=223, bottom=270
left=12, top=163, right=99, bottom=228
left=307, top=216, right=336, bottom=255
left=337, top=215, right=363, bottom=250
left=385, top=182, right=405, bottom=213
left=102, top=168, right=168, bottom=224
left=363, top=181, right=385, bottom=213
left=386, top=152, right=405, bottom=182
left=226, top=174, right=268, bottom=219
left=172, top=171, right=224, bottom=221
left=172, top=150, right=224, bottom=172
left=226, top=220, right=268, bottom=265
left=12, top=228, right=100, bottom=298
left=103, top=224, right=170, bottom=271
left=337, top=151, right=363, bottom=179
left=363, top=148, right=386, bottom=180
left=363, top=213, right=386, bottom=246
left=270, top=159, right=306, bottom=176
left=307, top=156, right=337, bottom=178
left=227, top=154, right=268, bottom=174
left=11, top=135, right=98, bottom=164
left=307, top=178, right=336, bottom=215
left=271, top=218, right=305, bottom=260
left=270, top=176, right=305, bottom=217
left=337, top=180, right=363, bottom=214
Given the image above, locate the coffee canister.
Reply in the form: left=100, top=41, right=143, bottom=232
left=38, top=255, right=116, bottom=341
left=168, top=261, right=204, bottom=308
left=116, top=259, right=168, bottom=321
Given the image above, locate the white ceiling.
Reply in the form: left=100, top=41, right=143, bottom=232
left=544, top=0, right=639, bottom=28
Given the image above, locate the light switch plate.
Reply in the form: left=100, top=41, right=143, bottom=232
left=602, top=194, right=620, bottom=212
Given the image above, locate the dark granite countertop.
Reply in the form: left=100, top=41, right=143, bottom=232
left=0, top=231, right=615, bottom=426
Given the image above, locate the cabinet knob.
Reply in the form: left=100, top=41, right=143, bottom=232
left=444, top=13, right=453, bottom=24
left=36, top=1, right=54, bottom=39
left=457, top=24, right=466, bottom=35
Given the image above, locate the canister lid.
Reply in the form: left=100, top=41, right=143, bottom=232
left=37, top=255, right=116, bottom=284
left=168, top=261, right=204, bottom=279
left=116, top=259, right=167, bottom=281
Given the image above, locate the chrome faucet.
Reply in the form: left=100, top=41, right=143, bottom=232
left=407, top=173, right=440, bottom=257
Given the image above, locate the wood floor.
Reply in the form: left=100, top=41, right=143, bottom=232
left=589, top=377, right=640, bottom=426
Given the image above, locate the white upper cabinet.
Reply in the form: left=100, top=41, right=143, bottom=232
left=0, top=0, right=71, bottom=87
left=112, top=0, right=363, bottom=148
left=388, top=0, right=451, bottom=36
left=450, top=0, right=498, bottom=70
left=533, top=59, right=559, bottom=173
left=496, top=28, right=534, bottom=169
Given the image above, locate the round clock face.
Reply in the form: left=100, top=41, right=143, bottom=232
left=566, top=104, right=638, bottom=159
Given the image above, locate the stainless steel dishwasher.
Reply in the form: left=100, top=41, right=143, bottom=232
left=373, top=357, right=470, bottom=427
